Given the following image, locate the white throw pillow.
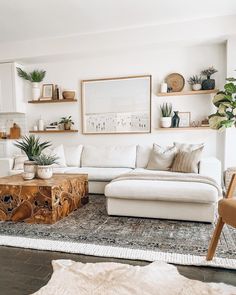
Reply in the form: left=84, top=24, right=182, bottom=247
left=45, top=145, right=67, bottom=167
left=13, top=155, right=28, bottom=170
left=64, top=145, right=83, bottom=167
left=147, top=144, right=177, bottom=171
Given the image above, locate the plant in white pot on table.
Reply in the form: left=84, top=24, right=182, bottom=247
left=160, top=103, right=172, bottom=128
left=14, top=135, right=51, bottom=180
left=33, top=154, right=58, bottom=180
left=17, top=67, right=46, bottom=100
left=188, top=75, right=202, bottom=91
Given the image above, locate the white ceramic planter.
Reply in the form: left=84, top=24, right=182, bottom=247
left=37, top=165, right=53, bottom=179
left=32, top=82, right=41, bottom=100
left=160, top=117, right=172, bottom=128
left=192, top=84, right=202, bottom=91
left=22, top=172, right=35, bottom=180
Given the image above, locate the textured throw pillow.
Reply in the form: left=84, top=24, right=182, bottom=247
left=174, top=142, right=204, bottom=152
left=171, top=146, right=204, bottom=173
left=13, top=155, right=28, bottom=170
left=147, top=144, right=177, bottom=171
left=45, top=144, right=67, bottom=167
left=64, top=145, right=83, bottom=167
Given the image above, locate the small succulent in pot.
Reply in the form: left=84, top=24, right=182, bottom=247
left=188, top=75, right=202, bottom=91
left=160, top=103, right=172, bottom=128
left=59, top=116, right=74, bottom=130
left=201, top=66, right=218, bottom=90
left=33, top=154, right=59, bottom=179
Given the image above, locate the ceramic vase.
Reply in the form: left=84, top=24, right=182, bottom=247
left=202, top=76, right=215, bottom=90
left=192, top=84, right=202, bottom=91
left=171, top=111, right=180, bottom=128
left=37, top=165, right=53, bottom=179
left=64, top=122, right=72, bottom=130
left=32, top=82, right=41, bottom=100
left=23, top=160, right=36, bottom=179
left=160, top=117, right=172, bottom=128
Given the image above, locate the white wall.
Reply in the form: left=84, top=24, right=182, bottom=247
left=24, top=43, right=226, bottom=159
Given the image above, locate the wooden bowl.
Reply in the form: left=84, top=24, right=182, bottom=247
left=62, top=91, right=75, bottom=100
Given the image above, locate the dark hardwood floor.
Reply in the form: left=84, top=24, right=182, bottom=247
left=0, top=246, right=235, bottom=295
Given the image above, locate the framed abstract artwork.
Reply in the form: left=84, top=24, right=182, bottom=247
left=179, top=112, right=191, bottom=127
left=81, top=75, right=152, bottom=134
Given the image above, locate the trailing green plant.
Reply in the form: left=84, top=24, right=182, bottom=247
left=188, top=75, right=202, bottom=85
left=160, top=103, right=172, bottom=117
left=14, top=135, right=51, bottom=161
left=33, top=154, right=58, bottom=166
left=17, top=68, right=46, bottom=82
left=209, top=77, right=236, bottom=130
left=201, top=67, right=218, bottom=79
left=59, top=116, right=74, bottom=125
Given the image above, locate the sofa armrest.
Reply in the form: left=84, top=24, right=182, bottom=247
left=0, top=158, right=14, bottom=177
left=199, top=157, right=222, bottom=186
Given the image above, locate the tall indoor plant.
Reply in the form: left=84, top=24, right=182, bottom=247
left=17, top=67, right=46, bottom=100
left=14, top=135, right=51, bottom=178
left=209, top=77, right=236, bottom=130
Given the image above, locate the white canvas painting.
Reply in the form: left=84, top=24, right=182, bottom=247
left=82, top=76, right=151, bottom=134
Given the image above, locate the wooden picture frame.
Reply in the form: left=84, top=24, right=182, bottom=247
left=81, top=75, right=152, bottom=134
left=41, top=84, right=54, bottom=100
left=179, top=112, right=191, bottom=127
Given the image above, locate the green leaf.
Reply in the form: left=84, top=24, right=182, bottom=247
left=224, top=83, right=236, bottom=94
left=213, top=93, right=231, bottom=107
left=209, top=115, right=228, bottom=129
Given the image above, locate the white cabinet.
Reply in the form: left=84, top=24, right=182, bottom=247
left=0, top=62, right=26, bottom=113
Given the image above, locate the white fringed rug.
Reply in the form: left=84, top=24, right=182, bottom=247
left=0, top=195, right=235, bottom=269
left=32, top=260, right=236, bottom=295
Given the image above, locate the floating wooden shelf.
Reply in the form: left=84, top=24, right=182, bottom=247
left=28, top=99, right=77, bottom=104
left=156, top=127, right=212, bottom=131
left=156, top=89, right=218, bottom=97
left=29, top=130, right=78, bottom=133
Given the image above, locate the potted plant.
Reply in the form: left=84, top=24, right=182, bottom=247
left=59, top=116, right=74, bottom=130
left=17, top=67, right=46, bottom=100
left=14, top=135, right=51, bottom=178
left=209, top=77, right=236, bottom=130
left=33, top=154, right=58, bottom=179
left=188, top=75, right=202, bottom=91
left=201, top=66, right=218, bottom=90
left=160, top=103, right=172, bottom=128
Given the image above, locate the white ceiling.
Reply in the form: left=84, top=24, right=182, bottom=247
left=1, top=0, right=236, bottom=43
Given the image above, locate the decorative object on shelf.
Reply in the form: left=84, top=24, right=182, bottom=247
left=38, top=117, right=44, bottom=131
left=81, top=75, right=151, bottom=134
left=33, top=154, right=58, bottom=179
left=14, top=135, right=51, bottom=180
left=178, top=112, right=191, bottom=127
left=42, top=84, right=54, bottom=99
left=171, top=111, right=180, bottom=128
left=165, top=73, right=185, bottom=92
left=45, top=122, right=59, bottom=131
left=9, top=123, right=21, bottom=139
left=191, top=121, right=201, bottom=127
left=201, top=118, right=210, bottom=127
left=187, top=75, right=202, bottom=91
left=160, top=103, right=172, bottom=128
left=160, top=82, right=168, bottom=93
left=59, top=116, right=75, bottom=130
left=209, top=76, right=236, bottom=130
left=201, top=66, right=218, bottom=90
left=62, top=90, right=76, bottom=100
left=17, top=67, right=46, bottom=101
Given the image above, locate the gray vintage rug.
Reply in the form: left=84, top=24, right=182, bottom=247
left=0, top=195, right=235, bottom=269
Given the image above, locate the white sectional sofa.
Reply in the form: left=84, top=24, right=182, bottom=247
left=0, top=144, right=222, bottom=222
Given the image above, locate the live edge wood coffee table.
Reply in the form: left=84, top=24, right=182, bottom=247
left=0, top=174, right=88, bottom=224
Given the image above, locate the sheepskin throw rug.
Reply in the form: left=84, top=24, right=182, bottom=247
left=33, top=260, right=236, bottom=295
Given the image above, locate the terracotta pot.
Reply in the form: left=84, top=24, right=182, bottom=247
left=64, top=122, right=72, bottom=130
left=37, top=165, right=53, bottom=179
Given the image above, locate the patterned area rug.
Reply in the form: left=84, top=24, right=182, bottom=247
left=0, top=195, right=235, bottom=269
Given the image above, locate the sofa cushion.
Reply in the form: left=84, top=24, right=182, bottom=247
left=105, top=169, right=218, bottom=204
left=136, top=145, right=152, bottom=168
left=81, top=145, right=136, bottom=168
left=174, top=142, right=204, bottom=152
left=45, top=145, right=67, bottom=167
left=64, top=145, right=83, bottom=167
left=64, top=167, right=133, bottom=181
